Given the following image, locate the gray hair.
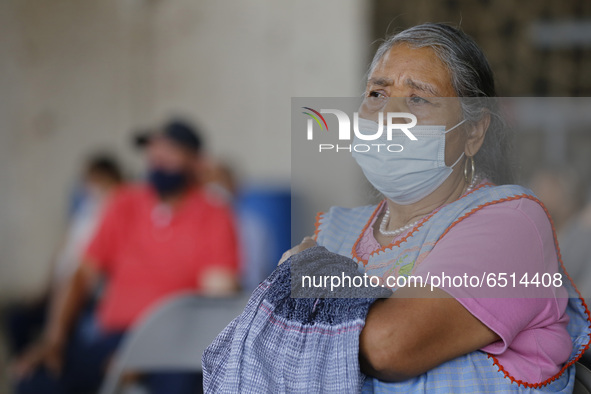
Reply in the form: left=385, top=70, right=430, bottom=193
left=369, top=23, right=512, bottom=184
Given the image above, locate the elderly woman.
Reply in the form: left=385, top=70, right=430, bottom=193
left=204, top=23, right=590, bottom=393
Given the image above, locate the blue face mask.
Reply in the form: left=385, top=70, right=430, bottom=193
left=148, top=168, right=189, bottom=197
left=352, top=118, right=466, bottom=205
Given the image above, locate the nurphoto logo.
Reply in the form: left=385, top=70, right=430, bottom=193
left=302, top=107, right=418, bottom=153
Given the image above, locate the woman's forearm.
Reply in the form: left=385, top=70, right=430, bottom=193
left=359, top=288, right=500, bottom=382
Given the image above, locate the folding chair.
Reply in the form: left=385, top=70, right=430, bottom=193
left=575, top=361, right=591, bottom=394
left=99, top=293, right=249, bottom=394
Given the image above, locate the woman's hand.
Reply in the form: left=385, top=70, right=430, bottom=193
left=278, top=236, right=317, bottom=265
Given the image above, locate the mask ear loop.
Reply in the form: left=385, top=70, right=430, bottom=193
left=450, top=151, right=465, bottom=169
left=443, top=119, right=467, bottom=134
left=445, top=119, right=467, bottom=169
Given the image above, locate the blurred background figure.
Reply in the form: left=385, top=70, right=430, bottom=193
left=3, top=154, right=124, bottom=357
left=529, top=166, right=591, bottom=301
left=55, top=155, right=125, bottom=288
left=11, top=120, right=239, bottom=394
left=194, top=157, right=291, bottom=291
left=559, top=201, right=591, bottom=304
left=528, top=166, right=586, bottom=234
left=198, top=158, right=238, bottom=204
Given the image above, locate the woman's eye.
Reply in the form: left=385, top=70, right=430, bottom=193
left=408, top=96, right=430, bottom=104
left=368, top=91, right=385, bottom=98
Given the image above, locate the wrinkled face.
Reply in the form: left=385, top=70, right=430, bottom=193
left=146, top=135, right=195, bottom=173
left=361, top=44, right=468, bottom=166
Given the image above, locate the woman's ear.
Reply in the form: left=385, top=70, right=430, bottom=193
left=464, top=111, right=490, bottom=157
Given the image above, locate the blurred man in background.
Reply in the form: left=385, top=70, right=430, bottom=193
left=13, top=120, right=239, bottom=394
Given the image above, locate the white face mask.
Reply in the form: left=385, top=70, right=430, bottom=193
left=352, top=117, right=466, bottom=205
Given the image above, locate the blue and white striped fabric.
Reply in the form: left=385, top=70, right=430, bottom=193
left=362, top=350, right=575, bottom=393
left=202, top=246, right=389, bottom=393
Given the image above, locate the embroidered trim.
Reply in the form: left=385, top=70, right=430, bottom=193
left=312, top=211, right=324, bottom=242
left=436, top=193, right=591, bottom=388
left=351, top=181, right=493, bottom=267
left=313, top=186, right=591, bottom=387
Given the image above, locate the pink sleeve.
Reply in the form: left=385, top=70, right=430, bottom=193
left=413, top=198, right=569, bottom=353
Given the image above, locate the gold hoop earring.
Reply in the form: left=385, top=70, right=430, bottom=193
left=464, top=156, right=475, bottom=184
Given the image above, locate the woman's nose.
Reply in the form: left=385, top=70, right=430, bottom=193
left=382, top=97, right=411, bottom=121
left=360, top=97, right=411, bottom=123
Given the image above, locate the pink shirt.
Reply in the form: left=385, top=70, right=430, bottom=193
left=356, top=197, right=571, bottom=384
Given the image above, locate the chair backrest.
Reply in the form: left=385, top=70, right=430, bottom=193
left=99, top=293, right=249, bottom=394
left=575, top=361, right=591, bottom=394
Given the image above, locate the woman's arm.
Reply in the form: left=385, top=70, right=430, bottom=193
left=280, top=236, right=500, bottom=381
left=359, top=286, right=499, bottom=382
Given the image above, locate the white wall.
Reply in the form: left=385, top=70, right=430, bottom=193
left=0, top=0, right=370, bottom=298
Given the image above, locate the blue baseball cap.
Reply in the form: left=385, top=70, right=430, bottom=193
left=135, top=119, right=203, bottom=153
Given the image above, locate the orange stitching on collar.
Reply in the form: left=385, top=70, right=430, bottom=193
left=312, top=211, right=324, bottom=242
left=351, top=181, right=492, bottom=267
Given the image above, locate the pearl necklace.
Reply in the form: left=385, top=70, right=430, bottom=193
left=379, top=175, right=480, bottom=238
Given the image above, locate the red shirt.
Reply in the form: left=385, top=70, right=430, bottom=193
left=85, top=184, right=239, bottom=331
